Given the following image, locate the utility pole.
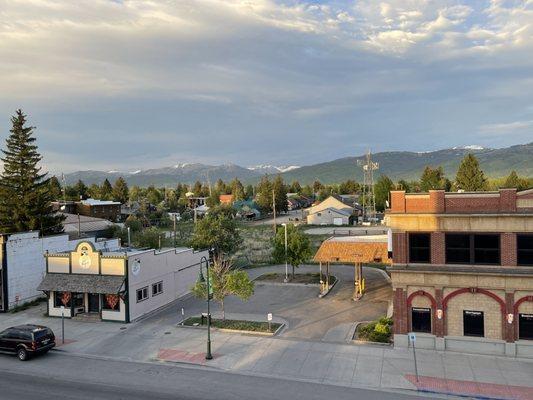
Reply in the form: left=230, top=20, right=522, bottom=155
left=272, top=189, right=277, bottom=234
left=173, top=214, right=177, bottom=248
left=77, top=213, right=81, bottom=238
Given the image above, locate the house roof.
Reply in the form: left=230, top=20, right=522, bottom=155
left=61, top=213, right=114, bottom=234
left=306, top=196, right=354, bottom=215
left=37, top=274, right=126, bottom=294
left=314, top=236, right=391, bottom=264
left=308, top=207, right=352, bottom=217
left=80, top=198, right=121, bottom=206
left=219, top=194, right=234, bottom=203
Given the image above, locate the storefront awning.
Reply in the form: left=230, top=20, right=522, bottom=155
left=37, top=274, right=125, bottom=294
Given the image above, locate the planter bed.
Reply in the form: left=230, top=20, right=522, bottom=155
left=256, top=272, right=337, bottom=285
left=181, top=316, right=283, bottom=335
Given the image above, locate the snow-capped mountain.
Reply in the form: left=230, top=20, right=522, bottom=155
left=247, top=165, right=301, bottom=174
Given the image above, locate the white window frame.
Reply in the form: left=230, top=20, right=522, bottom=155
left=152, top=281, right=163, bottom=296
left=136, top=286, right=148, bottom=303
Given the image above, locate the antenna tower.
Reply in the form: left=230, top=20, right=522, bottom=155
left=357, top=150, right=379, bottom=222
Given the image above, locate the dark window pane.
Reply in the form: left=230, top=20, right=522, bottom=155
left=519, top=314, right=533, bottom=340
left=409, top=233, right=431, bottom=263
left=474, top=234, right=500, bottom=265
left=463, top=310, right=484, bottom=337
left=517, top=235, right=533, bottom=266
left=446, top=234, right=470, bottom=264
left=411, top=307, right=431, bottom=333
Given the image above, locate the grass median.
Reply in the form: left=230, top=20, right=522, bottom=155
left=182, top=316, right=282, bottom=333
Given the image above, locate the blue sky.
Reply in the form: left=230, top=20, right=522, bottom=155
left=0, top=0, right=532, bottom=172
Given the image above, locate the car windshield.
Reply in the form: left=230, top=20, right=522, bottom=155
left=33, top=328, right=52, bottom=340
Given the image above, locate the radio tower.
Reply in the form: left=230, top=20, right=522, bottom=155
left=357, top=150, right=379, bottom=223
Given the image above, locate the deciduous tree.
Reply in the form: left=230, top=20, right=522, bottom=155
left=272, top=224, right=312, bottom=279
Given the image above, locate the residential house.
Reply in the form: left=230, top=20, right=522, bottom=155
left=305, top=195, right=355, bottom=225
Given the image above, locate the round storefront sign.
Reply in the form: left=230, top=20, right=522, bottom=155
left=132, top=260, right=141, bottom=276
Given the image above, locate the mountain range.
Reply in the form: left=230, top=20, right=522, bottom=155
left=61, top=143, right=533, bottom=187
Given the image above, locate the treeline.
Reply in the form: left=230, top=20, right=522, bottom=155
left=56, top=154, right=532, bottom=215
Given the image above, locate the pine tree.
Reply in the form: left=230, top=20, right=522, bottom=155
left=74, top=179, right=88, bottom=199
left=503, top=170, right=526, bottom=190
left=273, top=175, right=288, bottom=213
left=455, top=154, right=487, bottom=191
left=88, top=183, right=101, bottom=199
left=100, top=179, right=113, bottom=200
left=230, top=178, right=245, bottom=201
left=0, top=110, right=64, bottom=234
left=420, top=166, right=448, bottom=191
left=112, top=177, right=129, bottom=203
left=255, top=176, right=273, bottom=213
left=48, top=176, right=63, bottom=200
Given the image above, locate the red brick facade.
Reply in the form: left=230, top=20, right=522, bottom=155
left=390, top=188, right=520, bottom=214
left=388, top=188, right=533, bottom=347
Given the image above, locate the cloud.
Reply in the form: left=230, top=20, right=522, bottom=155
left=0, top=0, right=532, bottom=172
left=478, top=120, right=533, bottom=135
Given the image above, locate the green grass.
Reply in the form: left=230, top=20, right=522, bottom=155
left=182, top=317, right=282, bottom=333
left=356, top=317, right=393, bottom=343
left=256, top=272, right=337, bottom=285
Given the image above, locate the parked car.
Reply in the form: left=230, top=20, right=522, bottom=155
left=0, top=324, right=55, bottom=361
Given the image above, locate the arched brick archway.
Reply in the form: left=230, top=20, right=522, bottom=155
left=442, top=287, right=506, bottom=337
left=406, top=290, right=437, bottom=334
left=514, top=295, right=533, bottom=340
left=442, top=287, right=505, bottom=312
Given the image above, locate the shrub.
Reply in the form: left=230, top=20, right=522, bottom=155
left=358, top=317, right=393, bottom=343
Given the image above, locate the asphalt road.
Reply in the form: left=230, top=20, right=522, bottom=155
left=0, top=352, right=435, bottom=400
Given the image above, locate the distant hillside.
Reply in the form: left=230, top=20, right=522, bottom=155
left=280, top=143, right=533, bottom=184
left=62, top=143, right=533, bottom=186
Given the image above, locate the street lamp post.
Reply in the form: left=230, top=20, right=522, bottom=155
left=281, top=223, right=288, bottom=282
left=198, top=255, right=213, bottom=360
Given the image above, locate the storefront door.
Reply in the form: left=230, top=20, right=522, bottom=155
left=88, top=293, right=99, bottom=313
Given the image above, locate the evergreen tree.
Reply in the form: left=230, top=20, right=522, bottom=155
left=313, top=180, right=324, bottom=194
left=112, top=177, right=129, bottom=203
left=455, top=154, right=487, bottom=191
left=273, top=175, right=288, bottom=213
left=503, top=170, right=527, bottom=190
left=100, top=179, right=113, bottom=200
left=0, top=110, right=64, bottom=234
left=230, top=178, right=245, bottom=201
left=245, top=184, right=254, bottom=199
left=420, top=166, right=448, bottom=191
left=289, top=180, right=302, bottom=194
left=88, top=183, right=101, bottom=199
left=74, top=179, right=88, bottom=199
left=48, top=176, right=63, bottom=200
left=374, top=175, right=394, bottom=211
left=255, top=176, right=273, bottom=213
left=396, top=179, right=410, bottom=192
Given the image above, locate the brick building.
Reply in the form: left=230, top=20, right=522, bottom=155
left=385, top=188, right=533, bottom=358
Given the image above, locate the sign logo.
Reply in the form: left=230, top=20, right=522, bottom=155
left=132, top=260, right=141, bottom=276
left=507, top=313, right=514, bottom=324
left=79, top=246, right=91, bottom=269
left=436, top=309, right=443, bottom=320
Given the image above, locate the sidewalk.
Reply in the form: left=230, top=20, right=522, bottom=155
left=2, top=304, right=533, bottom=399
left=131, top=317, right=531, bottom=400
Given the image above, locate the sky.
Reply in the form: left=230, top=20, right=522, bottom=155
left=0, top=0, right=532, bottom=173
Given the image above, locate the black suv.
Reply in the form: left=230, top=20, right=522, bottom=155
left=0, top=324, right=55, bottom=361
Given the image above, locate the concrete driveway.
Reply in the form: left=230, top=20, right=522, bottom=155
left=151, top=264, right=391, bottom=342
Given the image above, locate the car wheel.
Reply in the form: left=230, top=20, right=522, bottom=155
left=17, top=348, right=28, bottom=361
